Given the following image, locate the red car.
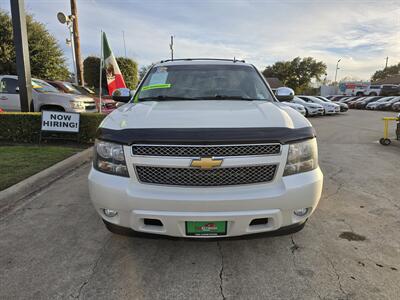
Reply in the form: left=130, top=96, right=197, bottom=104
left=46, top=80, right=117, bottom=114
left=0, top=107, right=4, bottom=112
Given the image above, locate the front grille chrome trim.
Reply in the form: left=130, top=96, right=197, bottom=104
left=131, top=143, right=282, bottom=158
left=135, top=164, right=278, bottom=187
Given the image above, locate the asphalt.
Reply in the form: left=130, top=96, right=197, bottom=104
left=1, top=110, right=399, bottom=300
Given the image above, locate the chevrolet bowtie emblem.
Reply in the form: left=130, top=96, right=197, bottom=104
left=190, top=157, right=223, bottom=169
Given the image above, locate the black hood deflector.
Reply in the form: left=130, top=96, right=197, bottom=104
left=97, top=127, right=316, bottom=145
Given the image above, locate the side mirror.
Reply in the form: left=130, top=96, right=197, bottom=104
left=112, top=88, right=132, bottom=103
left=15, top=87, right=20, bottom=93
left=275, top=87, right=294, bottom=101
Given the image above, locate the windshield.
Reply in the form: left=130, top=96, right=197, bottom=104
left=32, top=79, right=60, bottom=93
left=136, top=64, right=274, bottom=101
left=61, top=82, right=82, bottom=95
left=294, top=97, right=307, bottom=105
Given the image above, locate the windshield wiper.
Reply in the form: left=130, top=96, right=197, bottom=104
left=139, top=95, right=196, bottom=101
left=196, top=95, right=262, bottom=101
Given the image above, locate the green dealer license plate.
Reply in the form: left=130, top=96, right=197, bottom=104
left=186, top=221, right=227, bottom=236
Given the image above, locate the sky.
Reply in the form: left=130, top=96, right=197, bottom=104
left=1, top=0, right=399, bottom=81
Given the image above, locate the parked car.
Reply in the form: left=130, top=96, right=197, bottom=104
left=278, top=101, right=306, bottom=116
left=392, top=101, right=400, bottom=111
left=347, top=97, right=367, bottom=108
left=380, top=84, right=400, bottom=96
left=88, top=58, right=323, bottom=238
left=329, top=95, right=348, bottom=102
left=0, top=75, right=97, bottom=112
left=292, top=97, right=324, bottom=116
left=354, top=96, right=382, bottom=109
left=298, top=95, right=340, bottom=114
left=366, top=97, right=395, bottom=110
left=364, top=84, right=381, bottom=96
left=46, top=80, right=117, bottom=114
left=316, top=96, right=348, bottom=112
left=377, top=96, right=400, bottom=110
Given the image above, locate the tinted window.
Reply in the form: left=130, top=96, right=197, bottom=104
left=0, top=78, right=18, bottom=94
left=138, top=64, right=274, bottom=101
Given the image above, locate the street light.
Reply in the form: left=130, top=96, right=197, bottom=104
left=57, top=12, right=78, bottom=84
left=334, top=59, right=341, bottom=84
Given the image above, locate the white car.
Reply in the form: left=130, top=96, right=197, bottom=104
left=278, top=101, right=306, bottom=115
left=292, top=97, right=324, bottom=116
left=0, top=75, right=97, bottom=112
left=298, top=95, right=340, bottom=114
left=88, top=59, right=323, bottom=238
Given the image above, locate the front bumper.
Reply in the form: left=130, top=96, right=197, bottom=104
left=88, top=167, right=323, bottom=238
left=307, top=107, right=324, bottom=116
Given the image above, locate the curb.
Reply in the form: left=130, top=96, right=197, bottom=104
left=0, top=147, right=93, bottom=213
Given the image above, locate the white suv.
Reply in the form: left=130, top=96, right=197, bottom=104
left=0, top=75, right=97, bottom=112
left=88, top=59, right=323, bottom=238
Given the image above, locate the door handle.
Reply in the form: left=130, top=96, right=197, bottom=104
left=0, top=96, right=8, bottom=101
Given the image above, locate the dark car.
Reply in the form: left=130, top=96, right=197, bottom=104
left=46, top=80, right=117, bottom=114
left=354, top=96, right=382, bottom=109
left=380, top=84, right=400, bottom=96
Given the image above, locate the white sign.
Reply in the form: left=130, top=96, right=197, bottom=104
left=41, top=111, right=80, bottom=133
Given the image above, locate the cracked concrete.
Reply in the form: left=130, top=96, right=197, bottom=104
left=1, top=110, right=400, bottom=299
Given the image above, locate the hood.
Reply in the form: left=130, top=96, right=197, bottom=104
left=307, top=103, right=323, bottom=108
left=279, top=102, right=304, bottom=110
left=101, top=100, right=311, bottom=130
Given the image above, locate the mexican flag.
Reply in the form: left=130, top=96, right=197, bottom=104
left=102, top=32, right=126, bottom=95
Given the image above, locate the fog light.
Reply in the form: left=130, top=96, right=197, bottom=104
left=294, top=208, right=309, bottom=217
left=103, top=208, right=118, bottom=217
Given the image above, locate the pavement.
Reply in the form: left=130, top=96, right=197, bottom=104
left=1, top=110, right=399, bottom=300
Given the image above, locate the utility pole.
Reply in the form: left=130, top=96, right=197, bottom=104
left=169, top=35, right=174, bottom=60
left=334, top=59, right=341, bottom=84
left=122, top=30, right=127, bottom=57
left=10, top=0, right=32, bottom=112
left=385, top=56, right=389, bottom=69
left=70, top=0, right=84, bottom=85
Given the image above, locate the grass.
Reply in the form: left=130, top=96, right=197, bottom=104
left=0, top=145, right=83, bottom=191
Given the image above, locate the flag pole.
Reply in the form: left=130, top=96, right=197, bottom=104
left=99, top=30, right=103, bottom=114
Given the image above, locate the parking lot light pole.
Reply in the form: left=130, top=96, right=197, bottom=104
left=334, top=59, right=341, bottom=84
left=10, top=0, right=32, bottom=112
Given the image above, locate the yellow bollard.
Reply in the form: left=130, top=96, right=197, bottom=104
left=380, top=117, right=400, bottom=145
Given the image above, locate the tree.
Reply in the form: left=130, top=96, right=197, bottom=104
left=116, top=57, right=138, bottom=89
left=371, top=63, right=400, bottom=82
left=139, top=64, right=154, bottom=81
left=0, top=9, right=69, bottom=80
left=262, top=57, right=327, bottom=94
left=83, top=56, right=139, bottom=92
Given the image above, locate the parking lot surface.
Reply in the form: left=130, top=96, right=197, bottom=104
left=1, top=110, right=399, bottom=300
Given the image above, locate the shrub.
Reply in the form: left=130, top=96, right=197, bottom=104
left=0, top=113, right=106, bottom=144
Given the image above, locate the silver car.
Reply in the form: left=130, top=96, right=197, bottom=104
left=0, top=75, right=97, bottom=112
left=292, top=97, right=324, bottom=116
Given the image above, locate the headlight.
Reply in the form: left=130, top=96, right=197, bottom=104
left=93, top=140, right=129, bottom=177
left=70, top=100, right=85, bottom=109
left=283, top=138, right=318, bottom=176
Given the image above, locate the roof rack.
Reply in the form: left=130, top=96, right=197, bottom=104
left=159, top=58, right=246, bottom=63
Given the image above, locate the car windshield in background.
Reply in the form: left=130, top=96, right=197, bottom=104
left=137, top=64, right=274, bottom=101
left=62, top=82, right=82, bottom=95
left=32, top=79, right=60, bottom=93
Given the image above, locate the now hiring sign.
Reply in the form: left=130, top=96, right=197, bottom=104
left=41, top=111, right=80, bottom=133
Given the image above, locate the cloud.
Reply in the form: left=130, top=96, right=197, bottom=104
left=1, top=0, right=399, bottom=80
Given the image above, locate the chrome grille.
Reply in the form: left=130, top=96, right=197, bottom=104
left=136, top=165, right=277, bottom=186
left=132, top=144, right=281, bottom=157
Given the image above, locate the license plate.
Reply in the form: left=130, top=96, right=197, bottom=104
left=185, top=221, right=227, bottom=236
